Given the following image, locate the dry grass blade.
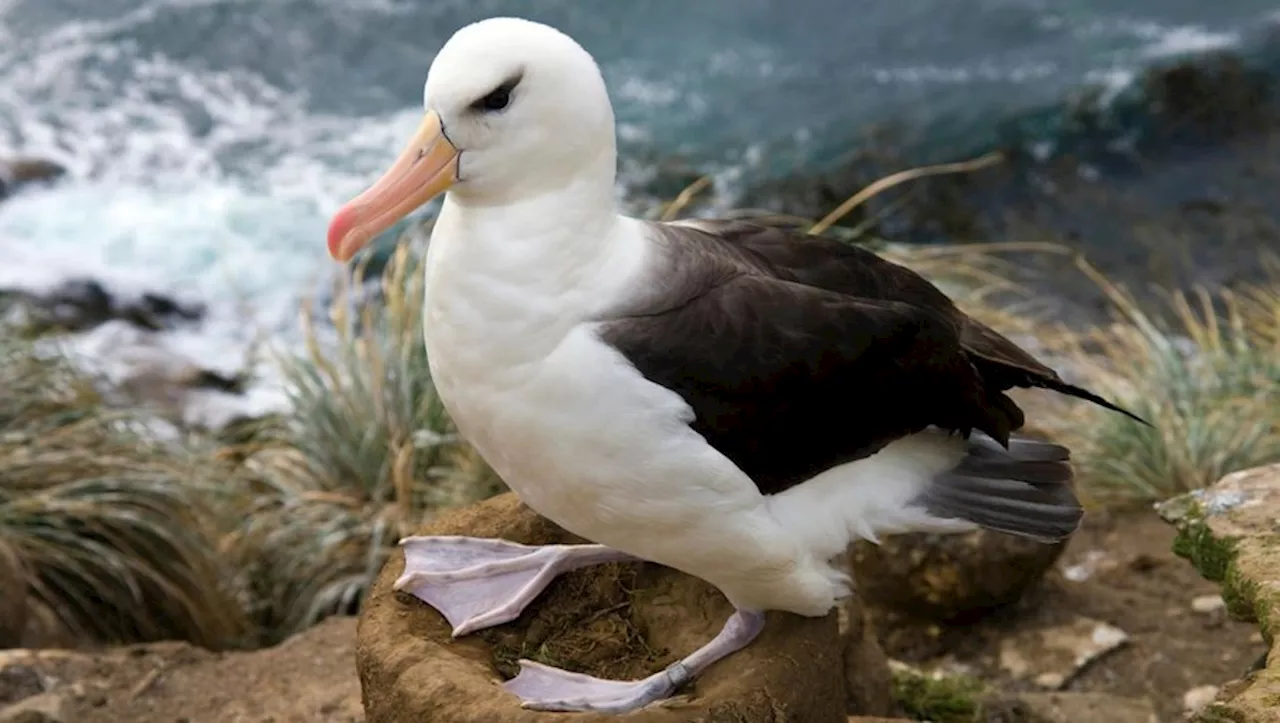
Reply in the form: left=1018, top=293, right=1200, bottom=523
left=659, top=175, right=713, bottom=221
left=808, top=151, right=1004, bottom=235
left=0, top=338, right=252, bottom=649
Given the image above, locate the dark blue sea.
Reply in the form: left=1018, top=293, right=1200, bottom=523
left=1, top=0, right=1278, bottom=362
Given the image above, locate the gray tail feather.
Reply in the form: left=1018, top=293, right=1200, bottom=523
left=917, top=433, right=1083, bottom=543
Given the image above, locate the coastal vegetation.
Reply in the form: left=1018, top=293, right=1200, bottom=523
left=3, top=179, right=1277, bottom=650
left=1, top=162, right=1278, bottom=722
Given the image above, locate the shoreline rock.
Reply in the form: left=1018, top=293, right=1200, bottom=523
left=2, top=278, right=205, bottom=336
left=1, top=274, right=285, bottom=437
left=0, top=157, right=66, bottom=201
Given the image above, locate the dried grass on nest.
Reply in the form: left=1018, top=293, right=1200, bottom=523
left=479, top=562, right=666, bottom=681
left=0, top=339, right=252, bottom=649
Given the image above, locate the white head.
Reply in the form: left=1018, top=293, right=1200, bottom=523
left=327, top=17, right=618, bottom=261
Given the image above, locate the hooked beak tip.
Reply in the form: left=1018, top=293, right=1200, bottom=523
left=324, top=109, right=458, bottom=264
left=327, top=206, right=362, bottom=262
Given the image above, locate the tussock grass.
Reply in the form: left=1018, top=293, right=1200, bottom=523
left=0, top=340, right=252, bottom=649
left=224, top=242, right=504, bottom=641
left=0, top=235, right=507, bottom=648
left=866, top=241, right=1280, bottom=506
left=1042, top=257, right=1280, bottom=504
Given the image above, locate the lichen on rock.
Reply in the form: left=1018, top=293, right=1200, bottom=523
left=1158, top=463, right=1280, bottom=723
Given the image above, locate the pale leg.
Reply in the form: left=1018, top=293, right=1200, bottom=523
left=504, top=608, right=767, bottom=713
left=393, top=535, right=639, bottom=637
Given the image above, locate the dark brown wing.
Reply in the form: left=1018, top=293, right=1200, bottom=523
left=595, top=219, right=1142, bottom=495
left=674, top=219, right=1145, bottom=423
left=597, top=245, right=1019, bottom=495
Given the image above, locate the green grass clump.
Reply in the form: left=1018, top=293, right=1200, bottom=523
left=1048, top=258, right=1280, bottom=504
left=0, top=339, right=252, bottom=649
left=891, top=666, right=988, bottom=723
left=224, top=240, right=505, bottom=641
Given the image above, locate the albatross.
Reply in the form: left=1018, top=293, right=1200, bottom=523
left=326, top=16, right=1145, bottom=715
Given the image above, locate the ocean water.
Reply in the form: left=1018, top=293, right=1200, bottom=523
left=0, top=0, right=1276, bottom=378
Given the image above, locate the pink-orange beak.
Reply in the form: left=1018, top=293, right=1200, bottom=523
left=327, top=110, right=460, bottom=262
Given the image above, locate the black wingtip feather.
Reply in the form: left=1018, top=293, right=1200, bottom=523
left=1042, top=379, right=1152, bottom=427
left=917, top=433, right=1084, bottom=543
left=968, top=432, right=1071, bottom=462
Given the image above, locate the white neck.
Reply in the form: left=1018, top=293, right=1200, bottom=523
left=422, top=146, right=648, bottom=364
left=443, top=141, right=621, bottom=248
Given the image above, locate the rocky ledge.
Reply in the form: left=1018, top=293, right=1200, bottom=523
left=0, top=617, right=361, bottom=723
left=1158, top=463, right=1280, bottom=723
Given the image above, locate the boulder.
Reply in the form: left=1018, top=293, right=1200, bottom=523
left=0, top=157, right=66, bottom=200
left=1158, top=463, right=1280, bottom=723
left=3, top=279, right=205, bottom=335
left=850, top=529, right=1067, bottom=622
left=357, top=492, right=887, bottom=722
left=0, top=663, right=43, bottom=707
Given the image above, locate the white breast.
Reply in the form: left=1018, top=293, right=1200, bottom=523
left=420, top=210, right=776, bottom=572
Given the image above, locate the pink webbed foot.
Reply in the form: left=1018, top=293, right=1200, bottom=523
left=504, top=608, right=766, bottom=713
left=392, top=535, right=636, bottom=636
left=505, top=661, right=686, bottom=714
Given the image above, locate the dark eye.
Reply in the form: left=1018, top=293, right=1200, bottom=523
left=479, top=86, right=511, bottom=111
left=470, top=77, right=520, bottom=113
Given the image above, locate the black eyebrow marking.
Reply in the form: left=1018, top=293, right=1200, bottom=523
left=468, top=72, right=524, bottom=112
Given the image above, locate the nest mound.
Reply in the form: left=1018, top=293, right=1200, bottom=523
left=355, top=492, right=856, bottom=722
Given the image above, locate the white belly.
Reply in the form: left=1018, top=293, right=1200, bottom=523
left=426, top=313, right=753, bottom=554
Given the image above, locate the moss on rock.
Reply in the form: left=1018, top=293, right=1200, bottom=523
left=890, top=665, right=987, bottom=723
left=1159, top=464, right=1280, bottom=723
left=1167, top=500, right=1239, bottom=584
